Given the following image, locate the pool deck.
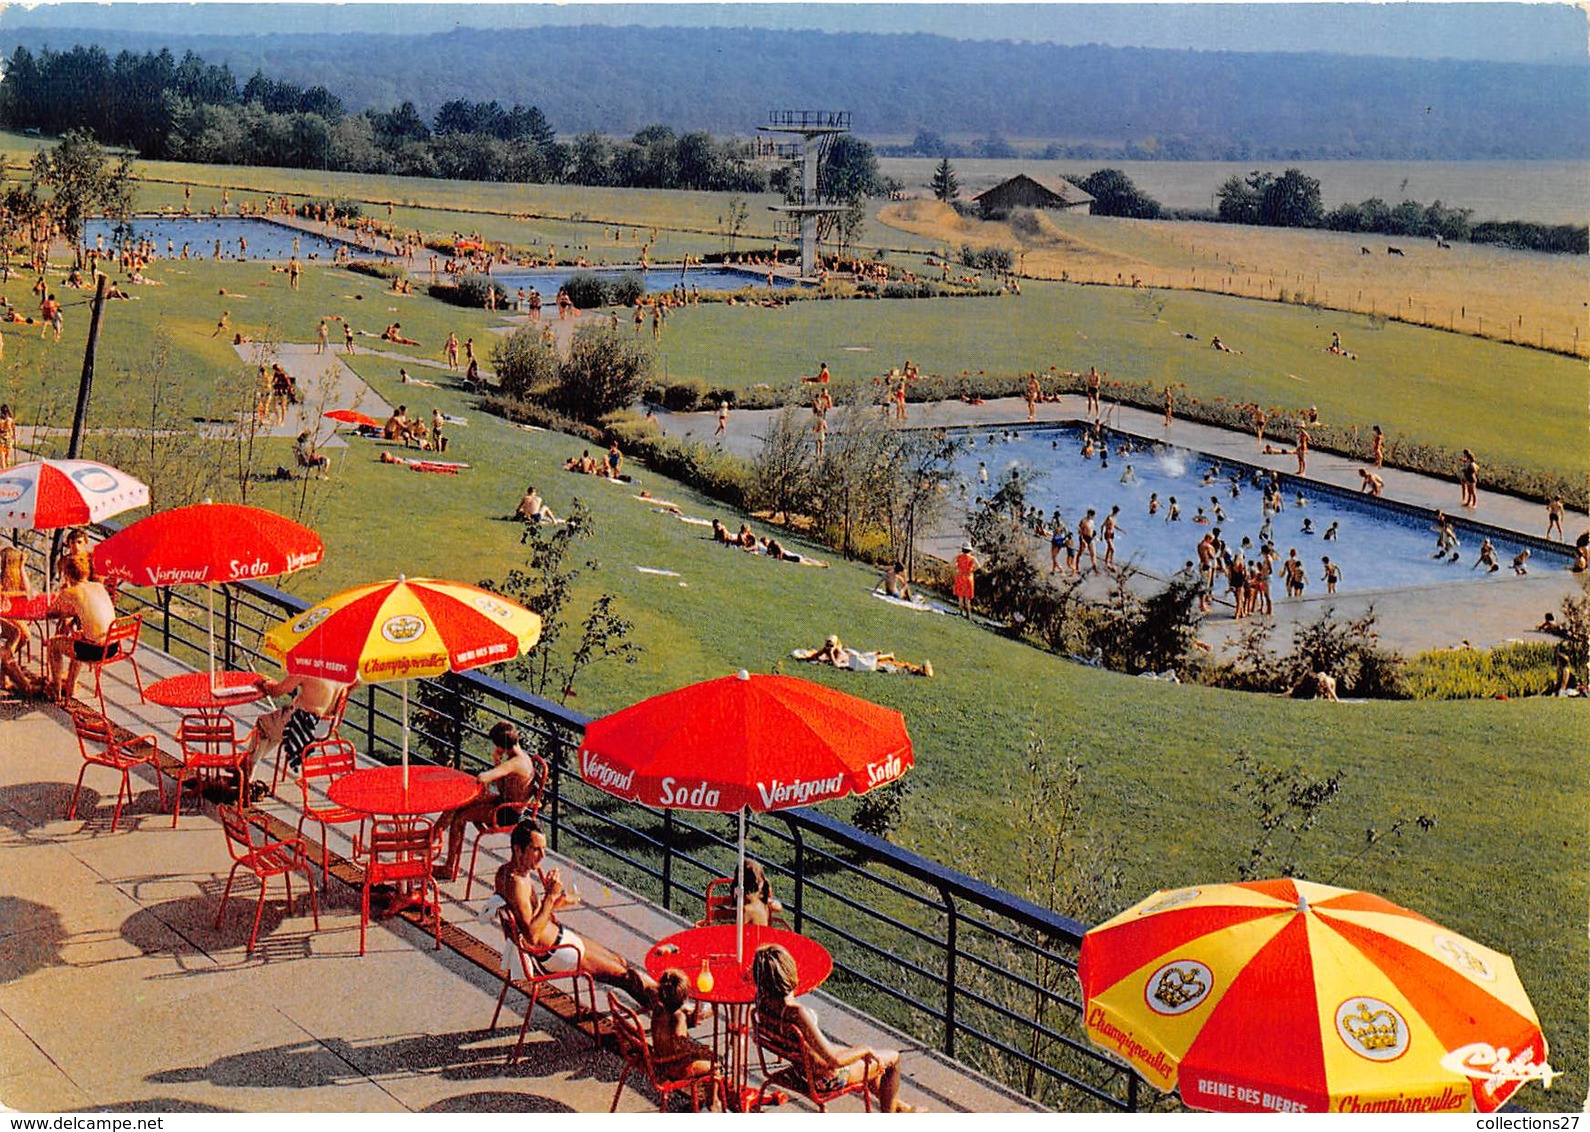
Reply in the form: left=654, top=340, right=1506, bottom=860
left=657, top=395, right=1584, bottom=657
left=0, top=645, right=1042, bottom=1115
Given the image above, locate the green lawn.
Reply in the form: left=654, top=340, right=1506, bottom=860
left=653, top=280, right=1583, bottom=477
left=2, top=156, right=1581, bottom=1104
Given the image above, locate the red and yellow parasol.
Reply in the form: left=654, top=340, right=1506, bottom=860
left=1079, top=878, right=1552, bottom=1113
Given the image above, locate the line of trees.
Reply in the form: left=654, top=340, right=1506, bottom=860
left=0, top=44, right=886, bottom=197
left=1215, top=167, right=1587, bottom=253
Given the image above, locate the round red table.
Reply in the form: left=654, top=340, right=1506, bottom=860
left=327, top=764, right=482, bottom=817
left=145, top=671, right=266, bottom=711
left=646, top=924, right=833, bottom=1110
left=1, top=594, right=54, bottom=676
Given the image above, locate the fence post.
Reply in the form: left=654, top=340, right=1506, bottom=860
left=222, top=587, right=237, bottom=669
left=549, top=741, right=563, bottom=852
left=160, top=587, right=172, bottom=653
left=942, top=886, right=958, bottom=1058
left=790, top=823, right=805, bottom=933
left=661, top=808, right=675, bottom=911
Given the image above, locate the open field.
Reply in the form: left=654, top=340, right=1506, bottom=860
left=878, top=157, right=1590, bottom=225
left=3, top=152, right=1585, bottom=1106
left=879, top=200, right=1589, bottom=357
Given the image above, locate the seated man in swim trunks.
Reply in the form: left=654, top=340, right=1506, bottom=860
left=244, top=670, right=350, bottom=781
left=437, top=720, right=547, bottom=881
left=44, top=554, right=117, bottom=702
left=495, top=818, right=655, bottom=1003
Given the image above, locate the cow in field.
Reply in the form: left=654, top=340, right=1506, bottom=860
left=1386, top=246, right=1406, bottom=256
left=1360, top=246, right=1372, bottom=255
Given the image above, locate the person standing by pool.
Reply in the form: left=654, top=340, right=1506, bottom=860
left=714, top=401, right=729, bottom=438
left=444, top=331, right=459, bottom=371
left=1546, top=496, right=1566, bottom=540
left=1459, top=449, right=1479, bottom=509
left=1322, top=556, right=1342, bottom=594
left=1253, top=404, right=1267, bottom=446
left=1252, top=547, right=1275, bottom=616
left=342, top=320, right=355, bottom=354
left=1163, top=385, right=1174, bottom=428
left=1371, top=424, right=1384, bottom=468
left=315, top=318, right=329, bottom=355
left=1077, top=509, right=1099, bottom=574
left=288, top=256, right=301, bottom=290
left=1295, top=426, right=1310, bottom=476
left=953, top=542, right=978, bottom=617
left=1102, top=505, right=1123, bottom=570
left=1024, top=373, right=1040, bottom=421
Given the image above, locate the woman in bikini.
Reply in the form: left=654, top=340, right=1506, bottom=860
left=752, top=944, right=911, bottom=1111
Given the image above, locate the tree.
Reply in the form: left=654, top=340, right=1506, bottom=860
left=749, top=407, right=815, bottom=524
left=911, top=129, right=948, bottom=157
left=1074, top=168, right=1161, bottom=219
left=1216, top=171, right=1270, bottom=226
left=820, top=134, right=880, bottom=202
left=31, top=130, right=135, bottom=246
left=1259, top=168, right=1323, bottom=228
left=930, top=157, right=960, bottom=202
left=491, top=324, right=561, bottom=402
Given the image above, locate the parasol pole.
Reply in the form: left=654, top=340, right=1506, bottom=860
left=736, top=805, right=748, bottom=966
left=401, top=678, right=410, bottom=791
left=205, top=582, right=217, bottom=692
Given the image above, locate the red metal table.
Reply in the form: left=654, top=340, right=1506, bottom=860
left=645, top=923, right=833, bottom=1110
left=2, top=594, right=56, bottom=677
left=327, top=764, right=482, bottom=817
left=329, top=765, right=482, bottom=926
left=145, top=671, right=266, bottom=713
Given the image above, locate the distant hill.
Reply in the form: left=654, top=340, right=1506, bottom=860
left=5, top=24, right=1586, bottom=159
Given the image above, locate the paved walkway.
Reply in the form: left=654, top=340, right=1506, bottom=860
left=0, top=645, right=1042, bottom=1114
left=658, top=395, right=1584, bottom=656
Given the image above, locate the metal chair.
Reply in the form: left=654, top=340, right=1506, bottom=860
left=77, top=614, right=145, bottom=716
left=360, top=817, right=442, bottom=956
left=607, top=991, right=720, bottom=1112
left=270, top=685, right=351, bottom=794
left=752, top=1002, right=875, bottom=1112
left=66, top=708, right=167, bottom=832
left=463, top=753, right=547, bottom=899
left=171, top=714, right=248, bottom=826
left=489, top=907, right=598, bottom=1062
left=294, top=738, right=365, bottom=886
left=213, top=803, right=320, bottom=954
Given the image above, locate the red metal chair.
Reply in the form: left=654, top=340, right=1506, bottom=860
left=699, top=876, right=792, bottom=930
left=270, top=685, right=351, bottom=794
left=77, top=614, right=146, bottom=716
left=171, top=714, right=248, bottom=826
left=213, top=803, right=320, bottom=954
left=294, top=738, right=365, bottom=886
left=490, top=907, right=598, bottom=1062
left=607, top=991, right=720, bottom=1112
left=360, top=817, right=442, bottom=956
left=66, top=708, right=167, bottom=832
left=462, top=753, right=547, bottom=899
left=752, top=1002, right=875, bottom=1112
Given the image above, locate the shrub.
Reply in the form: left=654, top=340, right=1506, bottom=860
left=958, top=244, right=1014, bottom=273
left=660, top=379, right=707, bottom=413
left=304, top=196, right=362, bottom=221
left=429, top=274, right=507, bottom=309
left=347, top=260, right=406, bottom=282
left=608, top=272, right=646, bottom=308
left=561, top=270, right=608, bottom=310
left=491, top=325, right=561, bottom=401
left=1402, top=642, right=1558, bottom=700
left=480, top=393, right=603, bottom=444
left=548, top=324, right=654, bottom=423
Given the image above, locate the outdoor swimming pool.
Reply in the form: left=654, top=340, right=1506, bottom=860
left=955, top=424, right=1566, bottom=595
left=83, top=217, right=375, bottom=261
left=490, top=265, right=795, bottom=295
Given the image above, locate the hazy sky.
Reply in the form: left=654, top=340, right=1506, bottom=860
left=1, top=3, right=1584, bottom=65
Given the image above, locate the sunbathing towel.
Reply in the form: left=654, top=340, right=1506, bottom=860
left=673, top=515, right=713, bottom=526
left=633, top=494, right=680, bottom=508
left=872, top=591, right=950, bottom=615
left=441, top=413, right=467, bottom=425
left=635, top=567, right=682, bottom=577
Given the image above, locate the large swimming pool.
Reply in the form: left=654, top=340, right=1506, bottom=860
left=956, top=424, right=1565, bottom=594
left=83, top=217, right=377, bottom=261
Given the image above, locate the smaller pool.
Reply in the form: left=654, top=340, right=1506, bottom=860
left=956, top=424, right=1567, bottom=594
left=490, top=265, right=795, bottom=296
left=83, top=217, right=377, bottom=262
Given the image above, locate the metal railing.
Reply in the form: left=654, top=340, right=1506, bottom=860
left=763, top=109, right=852, bottom=132
left=24, top=522, right=1141, bottom=1111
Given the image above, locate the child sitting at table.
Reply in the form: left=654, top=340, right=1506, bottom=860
left=649, top=968, right=718, bottom=1083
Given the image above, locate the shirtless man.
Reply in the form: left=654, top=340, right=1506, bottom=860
left=496, top=819, right=654, bottom=1002
left=1101, top=506, right=1123, bottom=570
left=1076, top=509, right=1099, bottom=573
left=1295, top=427, right=1310, bottom=476
left=438, top=721, right=546, bottom=881
left=245, top=670, right=349, bottom=779
left=45, top=555, right=116, bottom=702
left=1084, top=367, right=1102, bottom=418
left=1358, top=468, right=1384, bottom=497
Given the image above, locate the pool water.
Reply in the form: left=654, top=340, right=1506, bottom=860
left=83, top=217, right=376, bottom=262
left=956, top=424, right=1563, bottom=594
left=490, top=265, right=794, bottom=296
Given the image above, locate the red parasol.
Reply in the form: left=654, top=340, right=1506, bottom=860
left=323, top=409, right=381, bottom=429
left=94, top=502, right=323, bottom=689
left=578, top=670, right=913, bottom=958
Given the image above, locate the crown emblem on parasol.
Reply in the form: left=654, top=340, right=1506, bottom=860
left=1151, top=966, right=1209, bottom=1010
left=1341, top=1002, right=1401, bottom=1051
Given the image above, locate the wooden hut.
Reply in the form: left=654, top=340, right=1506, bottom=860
left=973, top=174, right=1094, bottom=217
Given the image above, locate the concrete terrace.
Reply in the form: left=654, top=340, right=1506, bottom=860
left=658, top=395, right=1584, bottom=657
left=0, top=645, right=1043, bottom=1115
